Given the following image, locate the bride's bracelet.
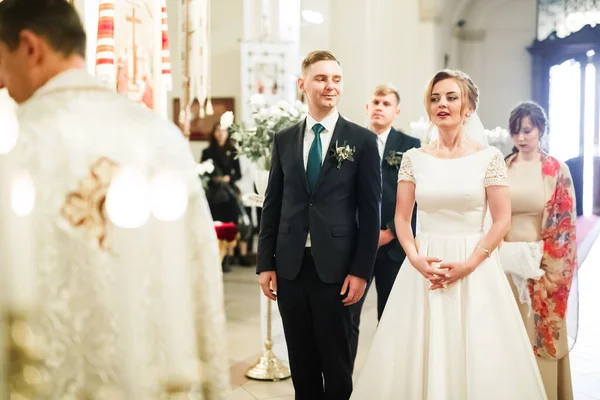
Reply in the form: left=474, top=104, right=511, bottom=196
left=477, top=245, right=492, bottom=258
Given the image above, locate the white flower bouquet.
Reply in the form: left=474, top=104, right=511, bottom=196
left=224, top=94, right=308, bottom=170
left=196, top=159, right=215, bottom=191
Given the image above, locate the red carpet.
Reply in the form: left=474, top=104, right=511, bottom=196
left=577, top=215, right=600, bottom=264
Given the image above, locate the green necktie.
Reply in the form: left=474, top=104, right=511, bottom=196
left=306, top=123, right=325, bottom=193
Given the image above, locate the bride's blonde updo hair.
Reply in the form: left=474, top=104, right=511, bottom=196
left=424, top=69, right=479, bottom=119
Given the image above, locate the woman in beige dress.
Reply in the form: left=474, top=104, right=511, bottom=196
left=502, top=101, right=578, bottom=400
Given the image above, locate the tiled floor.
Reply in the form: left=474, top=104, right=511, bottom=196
left=223, top=237, right=600, bottom=399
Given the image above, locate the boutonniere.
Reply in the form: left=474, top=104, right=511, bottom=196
left=385, top=151, right=404, bottom=167
left=330, top=140, right=356, bottom=169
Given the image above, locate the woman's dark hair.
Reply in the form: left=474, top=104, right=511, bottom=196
left=207, top=122, right=236, bottom=170
left=208, top=122, right=234, bottom=150
left=507, top=101, right=548, bottom=156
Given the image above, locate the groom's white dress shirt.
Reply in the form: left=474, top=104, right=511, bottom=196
left=303, top=109, right=339, bottom=247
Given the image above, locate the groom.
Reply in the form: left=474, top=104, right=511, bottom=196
left=257, top=50, right=381, bottom=399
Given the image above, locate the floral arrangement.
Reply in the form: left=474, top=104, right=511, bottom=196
left=485, top=126, right=513, bottom=156
left=222, top=94, right=308, bottom=170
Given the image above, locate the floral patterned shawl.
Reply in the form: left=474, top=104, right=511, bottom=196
left=505, top=153, right=578, bottom=360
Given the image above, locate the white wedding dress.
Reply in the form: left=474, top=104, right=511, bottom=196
left=351, top=147, right=547, bottom=400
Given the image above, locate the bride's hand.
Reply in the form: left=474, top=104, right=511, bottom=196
left=409, top=255, right=447, bottom=284
left=437, top=261, right=476, bottom=287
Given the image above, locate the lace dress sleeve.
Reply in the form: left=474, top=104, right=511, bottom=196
left=484, top=149, right=508, bottom=187
left=397, top=152, right=415, bottom=184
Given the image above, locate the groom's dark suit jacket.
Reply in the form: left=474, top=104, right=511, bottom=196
left=379, top=128, right=421, bottom=263
left=257, top=116, right=382, bottom=283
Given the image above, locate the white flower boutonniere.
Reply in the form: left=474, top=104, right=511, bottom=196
left=330, top=141, right=356, bottom=169
left=385, top=151, right=404, bottom=167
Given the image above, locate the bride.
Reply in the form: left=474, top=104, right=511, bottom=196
left=350, top=70, right=547, bottom=399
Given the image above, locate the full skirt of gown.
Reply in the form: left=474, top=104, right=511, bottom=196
left=351, top=231, right=548, bottom=399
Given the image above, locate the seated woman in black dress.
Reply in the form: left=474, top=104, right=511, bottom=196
left=201, top=122, right=246, bottom=271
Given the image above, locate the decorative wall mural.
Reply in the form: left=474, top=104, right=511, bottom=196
left=114, top=0, right=156, bottom=109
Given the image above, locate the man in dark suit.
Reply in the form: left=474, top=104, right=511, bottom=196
left=350, top=84, right=420, bottom=361
left=257, top=51, right=381, bottom=400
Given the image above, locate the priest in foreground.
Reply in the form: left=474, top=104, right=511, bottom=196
left=0, top=0, right=229, bottom=398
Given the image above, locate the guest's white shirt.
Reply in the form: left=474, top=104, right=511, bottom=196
left=376, top=127, right=391, bottom=160
left=303, top=109, right=339, bottom=247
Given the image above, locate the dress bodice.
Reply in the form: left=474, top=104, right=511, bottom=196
left=398, top=146, right=508, bottom=236
left=505, top=161, right=545, bottom=242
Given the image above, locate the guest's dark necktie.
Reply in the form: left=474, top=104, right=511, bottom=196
left=306, top=123, right=325, bottom=193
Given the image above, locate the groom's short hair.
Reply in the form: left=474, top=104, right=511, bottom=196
left=302, top=50, right=339, bottom=74
left=373, top=84, right=401, bottom=105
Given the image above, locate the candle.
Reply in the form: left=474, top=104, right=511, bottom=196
left=105, top=166, right=151, bottom=398
left=149, top=171, right=197, bottom=384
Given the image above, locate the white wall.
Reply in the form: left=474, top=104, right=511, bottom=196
left=209, top=0, right=244, bottom=116
left=297, top=0, right=536, bottom=132
left=457, top=0, right=536, bottom=129
left=299, top=0, right=445, bottom=131
left=299, top=0, right=332, bottom=58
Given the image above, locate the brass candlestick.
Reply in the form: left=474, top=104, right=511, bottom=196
left=5, top=311, right=48, bottom=399
left=245, top=299, right=290, bottom=381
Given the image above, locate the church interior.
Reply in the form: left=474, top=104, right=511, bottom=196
left=1, top=0, right=600, bottom=398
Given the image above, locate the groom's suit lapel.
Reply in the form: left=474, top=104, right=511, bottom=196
left=312, top=116, right=347, bottom=196
left=294, top=120, right=310, bottom=195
